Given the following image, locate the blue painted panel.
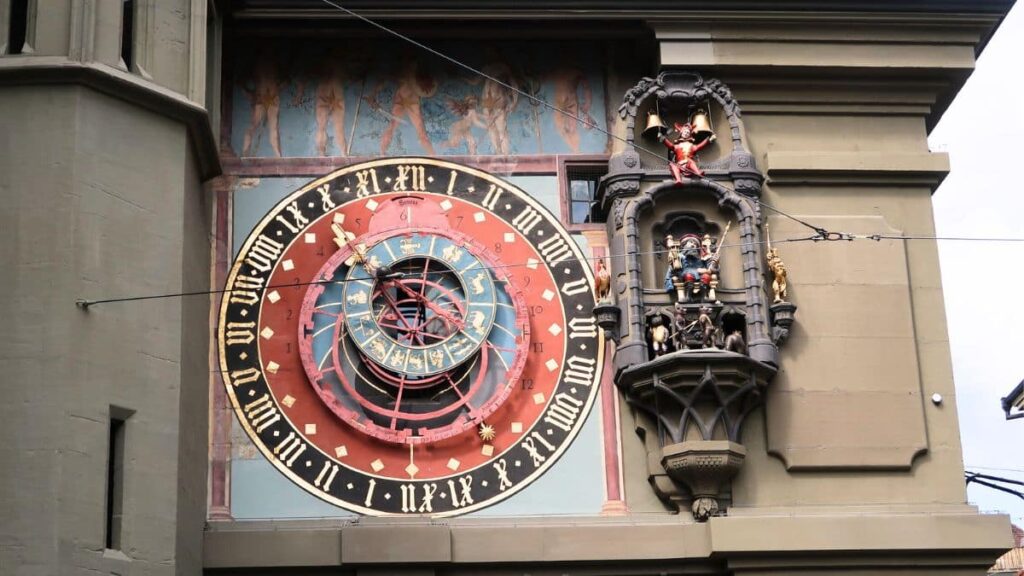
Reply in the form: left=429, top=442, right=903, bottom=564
left=228, top=42, right=609, bottom=158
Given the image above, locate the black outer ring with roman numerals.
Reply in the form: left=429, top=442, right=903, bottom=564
left=219, top=157, right=603, bottom=516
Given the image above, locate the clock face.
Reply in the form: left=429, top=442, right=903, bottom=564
left=219, top=158, right=603, bottom=516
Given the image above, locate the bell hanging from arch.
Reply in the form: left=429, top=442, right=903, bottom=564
left=691, top=109, right=714, bottom=141
left=643, top=110, right=667, bottom=138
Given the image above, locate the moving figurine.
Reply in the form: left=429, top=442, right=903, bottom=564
left=664, top=223, right=729, bottom=304
left=660, top=121, right=716, bottom=185
left=595, top=259, right=611, bottom=302
left=648, top=316, right=671, bottom=357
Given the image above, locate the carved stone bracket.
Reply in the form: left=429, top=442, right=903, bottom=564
left=769, top=301, right=798, bottom=344
left=618, top=350, right=775, bottom=520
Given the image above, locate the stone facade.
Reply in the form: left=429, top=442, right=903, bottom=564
left=0, top=1, right=1015, bottom=575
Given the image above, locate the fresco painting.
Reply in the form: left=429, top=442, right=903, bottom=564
left=229, top=42, right=608, bottom=157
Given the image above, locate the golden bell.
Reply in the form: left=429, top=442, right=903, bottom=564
left=643, top=111, right=667, bottom=138
left=691, top=109, right=714, bottom=141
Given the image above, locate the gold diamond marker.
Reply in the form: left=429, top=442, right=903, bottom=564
left=267, top=290, right=281, bottom=303
left=370, top=459, right=385, bottom=472
left=266, top=361, right=280, bottom=374
left=261, top=326, right=275, bottom=340
left=481, top=444, right=495, bottom=457
left=335, top=445, right=348, bottom=458
left=533, top=392, right=546, bottom=405
left=281, top=395, right=296, bottom=408
left=447, top=458, right=461, bottom=471
left=304, top=423, right=316, bottom=435
left=405, top=463, right=420, bottom=478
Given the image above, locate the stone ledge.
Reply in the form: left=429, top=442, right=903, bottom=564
left=0, top=57, right=221, bottom=181
left=203, top=511, right=1010, bottom=569
left=763, top=151, right=949, bottom=190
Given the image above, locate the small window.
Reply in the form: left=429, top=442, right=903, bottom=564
left=120, top=0, right=134, bottom=69
left=106, top=407, right=133, bottom=551
left=7, top=0, right=29, bottom=55
left=565, top=164, right=607, bottom=225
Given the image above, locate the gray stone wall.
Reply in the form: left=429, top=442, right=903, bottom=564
left=0, top=85, right=210, bottom=576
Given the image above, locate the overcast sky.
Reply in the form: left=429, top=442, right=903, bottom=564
left=929, top=1, right=1024, bottom=526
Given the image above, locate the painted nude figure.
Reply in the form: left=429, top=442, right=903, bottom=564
left=444, top=96, right=487, bottom=155
left=293, top=52, right=348, bottom=156
left=367, top=59, right=437, bottom=155
left=550, top=68, right=597, bottom=153
left=660, top=122, right=716, bottom=185
left=241, top=55, right=285, bottom=157
left=479, top=60, right=519, bottom=155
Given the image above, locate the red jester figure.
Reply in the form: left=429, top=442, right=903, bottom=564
left=659, top=122, right=716, bottom=185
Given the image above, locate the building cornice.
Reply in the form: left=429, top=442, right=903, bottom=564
left=0, top=57, right=222, bottom=181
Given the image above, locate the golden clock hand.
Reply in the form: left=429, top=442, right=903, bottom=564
left=332, top=221, right=376, bottom=275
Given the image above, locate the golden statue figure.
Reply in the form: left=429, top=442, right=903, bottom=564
left=766, top=225, right=789, bottom=303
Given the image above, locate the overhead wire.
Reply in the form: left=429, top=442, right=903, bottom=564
left=73, top=2, right=1024, bottom=307
left=965, top=471, right=1024, bottom=501
left=316, top=0, right=836, bottom=238
left=75, top=232, right=1024, bottom=308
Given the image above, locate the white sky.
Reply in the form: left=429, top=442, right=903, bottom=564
left=929, top=1, right=1024, bottom=526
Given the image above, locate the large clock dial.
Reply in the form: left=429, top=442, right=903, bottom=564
left=219, top=158, right=603, bottom=516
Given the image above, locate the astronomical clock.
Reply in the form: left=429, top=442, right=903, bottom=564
left=218, top=158, right=604, bottom=516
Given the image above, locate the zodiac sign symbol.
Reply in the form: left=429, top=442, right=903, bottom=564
left=429, top=349, right=444, bottom=367
left=468, top=311, right=486, bottom=335
left=442, top=245, right=463, bottom=264
left=347, top=290, right=368, bottom=305
left=370, top=339, right=387, bottom=359
left=407, top=354, right=424, bottom=370
left=399, top=238, right=421, bottom=255
left=389, top=348, right=407, bottom=368
left=470, top=273, right=486, bottom=295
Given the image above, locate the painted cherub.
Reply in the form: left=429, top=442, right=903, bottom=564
left=444, top=95, right=487, bottom=155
